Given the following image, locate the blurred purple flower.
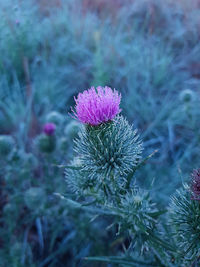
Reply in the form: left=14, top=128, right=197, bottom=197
left=191, top=169, right=200, bottom=201
left=72, top=86, right=121, bottom=126
left=43, top=123, right=56, bottom=136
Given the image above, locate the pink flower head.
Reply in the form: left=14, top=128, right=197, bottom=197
left=72, top=86, right=121, bottom=126
left=43, top=123, right=56, bottom=136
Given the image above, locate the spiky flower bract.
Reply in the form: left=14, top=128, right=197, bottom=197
left=120, top=188, right=158, bottom=237
left=73, top=115, right=143, bottom=185
left=169, top=184, right=200, bottom=264
left=73, top=86, right=121, bottom=126
left=65, top=158, right=96, bottom=196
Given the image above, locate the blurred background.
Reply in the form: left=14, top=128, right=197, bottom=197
left=1, top=0, right=200, bottom=265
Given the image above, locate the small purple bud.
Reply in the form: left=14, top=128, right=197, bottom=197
left=43, top=123, right=56, bottom=136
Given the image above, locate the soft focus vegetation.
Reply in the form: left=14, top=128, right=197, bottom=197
left=1, top=0, right=200, bottom=265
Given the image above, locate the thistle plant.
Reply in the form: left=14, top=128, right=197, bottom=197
left=169, top=170, right=200, bottom=266
left=65, top=86, right=173, bottom=265
left=35, top=123, right=56, bottom=153
left=66, top=86, right=143, bottom=198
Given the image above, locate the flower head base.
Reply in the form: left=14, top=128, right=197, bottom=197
left=191, top=169, right=200, bottom=200
left=73, top=115, right=143, bottom=182
left=43, top=123, right=56, bottom=136
left=72, top=86, right=121, bottom=126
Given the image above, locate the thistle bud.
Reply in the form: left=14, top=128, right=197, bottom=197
left=24, top=187, right=45, bottom=210
left=43, top=123, right=56, bottom=136
left=169, top=184, right=200, bottom=263
left=120, top=189, right=158, bottom=237
left=46, top=111, right=64, bottom=126
left=179, top=89, right=195, bottom=103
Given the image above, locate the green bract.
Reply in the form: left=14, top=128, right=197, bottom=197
left=66, top=116, right=143, bottom=197
left=74, top=115, right=143, bottom=179
left=65, top=158, right=96, bottom=196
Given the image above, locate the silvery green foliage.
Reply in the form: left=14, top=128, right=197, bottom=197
left=74, top=115, right=143, bottom=180
left=65, top=158, right=96, bottom=196
left=169, top=184, right=200, bottom=265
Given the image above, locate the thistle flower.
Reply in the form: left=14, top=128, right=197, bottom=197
left=72, top=86, right=121, bottom=126
left=43, top=123, right=56, bottom=136
left=191, top=169, right=200, bottom=200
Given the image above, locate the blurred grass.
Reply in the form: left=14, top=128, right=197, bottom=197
left=1, top=0, right=200, bottom=265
